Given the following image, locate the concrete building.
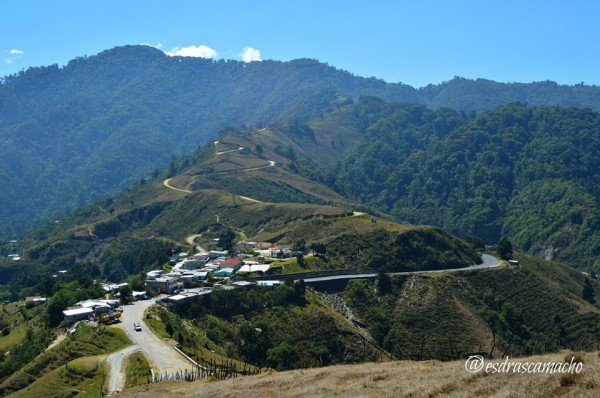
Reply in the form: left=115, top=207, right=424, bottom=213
left=237, top=263, right=271, bottom=273
left=25, top=296, right=47, bottom=304
left=208, top=250, right=228, bottom=259
left=180, top=257, right=207, bottom=270
left=193, top=271, right=209, bottom=281
left=146, top=270, right=165, bottom=280
left=146, top=276, right=182, bottom=294
left=63, top=307, right=94, bottom=323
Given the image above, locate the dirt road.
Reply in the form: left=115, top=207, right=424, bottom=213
left=106, top=344, right=142, bottom=395
left=162, top=178, right=192, bottom=194
left=185, top=234, right=207, bottom=253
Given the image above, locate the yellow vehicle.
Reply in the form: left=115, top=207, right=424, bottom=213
left=98, top=311, right=121, bottom=323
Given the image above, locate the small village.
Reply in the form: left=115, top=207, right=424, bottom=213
left=60, top=239, right=296, bottom=324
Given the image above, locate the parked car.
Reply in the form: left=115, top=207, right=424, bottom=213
left=133, top=322, right=142, bottom=332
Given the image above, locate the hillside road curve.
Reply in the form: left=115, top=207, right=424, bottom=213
left=301, top=254, right=501, bottom=283
left=106, top=344, right=141, bottom=395
left=114, top=299, right=191, bottom=375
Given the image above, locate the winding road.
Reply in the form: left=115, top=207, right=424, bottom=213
left=106, top=345, right=142, bottom=395
left=216, top=146, right=244, bottom=155
left=163, top=178, right=192, bottom=194
left=298, top=254, right=502, bottom=284
left=190, top=159, right=276, bottom=177
left=162, top=139, right=276, bottom=195
left=106, top=299, right=192, bottom=395
left=185, top=234, right=207, bottom=253
left=104, top=254, right=501, bottom=394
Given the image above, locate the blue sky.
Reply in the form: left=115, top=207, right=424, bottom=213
left=2, top=0, right=599, bottom=88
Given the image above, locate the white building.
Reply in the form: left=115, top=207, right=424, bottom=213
left=146, top=270, right=165, bottom=280
left=63, top=307, right=94, bottom=323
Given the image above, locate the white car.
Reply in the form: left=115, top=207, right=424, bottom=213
left=133, top=323, right=142, bottom=332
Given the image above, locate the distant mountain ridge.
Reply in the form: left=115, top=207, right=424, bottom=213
left=3, top=44, right=600, bottom=239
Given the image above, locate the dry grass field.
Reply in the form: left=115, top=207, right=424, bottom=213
left=117, top=350, right=599, bottom=398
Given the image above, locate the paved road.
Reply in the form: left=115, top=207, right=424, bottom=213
left=105, top=254, right=500, bottom=393
left=302, top=254, right=501, bottom=283
left=114, top=299, right=191, bottom=375
left=106, top=344, right=141, bottom=395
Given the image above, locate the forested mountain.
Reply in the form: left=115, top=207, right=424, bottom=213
left=3, top=44, right=600, bottom=239
left=1, top=103, right=599, bottom=393
left=3, top=45, right=600, bottom=396
left=302, top=99, right=600, bottom=271
left=0, top=45, right=414, bottom=239
left=419, top=77, right=600, bottom=112
left=0, top=128, right=479, bottom=288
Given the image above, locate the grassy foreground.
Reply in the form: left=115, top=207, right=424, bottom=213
left=113, top=350, right=599, bottom=398
left=125, top=352, right=153, bottom=390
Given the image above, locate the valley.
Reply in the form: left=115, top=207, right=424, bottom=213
left=1, top=45, right=600, bottom=397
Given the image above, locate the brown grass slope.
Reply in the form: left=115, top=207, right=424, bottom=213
left=115, top=351, right=600, bottom=398
left=171, top=134, right=354, bottom=207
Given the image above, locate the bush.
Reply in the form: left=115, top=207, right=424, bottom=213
left=559, top=372, right=581, bottom=387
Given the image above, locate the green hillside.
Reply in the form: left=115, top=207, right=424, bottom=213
left=294, top=99, right=600, bottom=272
left=1, top=115, right=600, bottom=395
left=0, top=123, right=481, bottom=291
left=4, top=45, right=600, bottom=240
left=0, top=323, right=130, bottom=396
left=151, top=286, right=384, bottom=372
left=142, top=255, right=600, bottom=372
left=344, top=253, right=600, bottom=361
left=0, top=45, right=413, bottom=239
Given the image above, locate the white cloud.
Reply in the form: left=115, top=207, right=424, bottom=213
left=165, top=45, right=217, bottom=59
left=140, top=42, right=162, bottom=50
left=5, top=49, right=24, bottom=65
left=239, top=46, right=262, bottom=63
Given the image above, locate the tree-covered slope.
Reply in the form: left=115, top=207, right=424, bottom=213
left=0, top=45, right=416, bottom=239
left=420, top=77, right=600, bottom=112
left=344, top=253, right=600, bottom=361
left=155, top=284, right=383, bottom=372
left=314, top=99, right=600, bottom=271
left=0, top=121, right=480, bottom=294
left=3, top=44, right=600, bottom=240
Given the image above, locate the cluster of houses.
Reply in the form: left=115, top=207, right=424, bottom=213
left=145, top=246, right=279, bottom=295
left=60, top=242, right=293, bottom=323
